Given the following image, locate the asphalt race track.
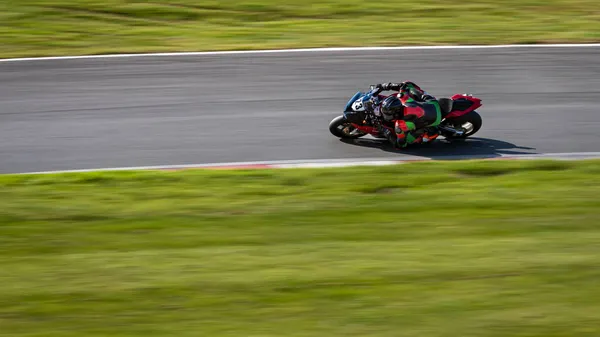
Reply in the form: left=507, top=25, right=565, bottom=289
left=1, top=46, right=599, bottom=173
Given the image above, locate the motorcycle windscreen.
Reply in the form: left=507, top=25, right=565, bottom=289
left=344, top=91, right=363, bottom=112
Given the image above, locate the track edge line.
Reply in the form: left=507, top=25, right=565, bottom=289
left=2, top=43, right=600, bottom=62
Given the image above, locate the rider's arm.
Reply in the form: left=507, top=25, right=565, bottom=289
left=379, top=81, right=422, bottom=91
left=372, top=82, right=406, bottom=93
left=373, top=81, right=430, bottom=98
left=401, top=82, right=436, bottom=102
left=419, top=92, right=436, bottom=102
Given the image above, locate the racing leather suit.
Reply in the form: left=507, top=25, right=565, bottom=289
left=373, top=81, right=443, bottom=148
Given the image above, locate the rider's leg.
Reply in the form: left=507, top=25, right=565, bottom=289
left=393, top=120, right=417, bottom=148
left=420, top=102, right=443, bottom=143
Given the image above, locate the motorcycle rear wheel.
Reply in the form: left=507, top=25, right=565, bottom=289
left=329, top=115, right=368, bottom=139
left=442, top=110, right=482, bottom=139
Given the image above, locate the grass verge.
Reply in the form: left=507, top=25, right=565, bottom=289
left=1, top=159, right=600, bottom=336
left=1, top=0, right=599, bottom=58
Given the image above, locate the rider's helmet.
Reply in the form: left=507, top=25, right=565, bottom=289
left=380, top=96, right=404, bottom=122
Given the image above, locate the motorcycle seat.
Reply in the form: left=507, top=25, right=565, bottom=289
left=438, top=98, right=453, bottom=116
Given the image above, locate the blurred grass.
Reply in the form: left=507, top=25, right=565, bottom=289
left=1, top=159, right=600, bottom=336
left=1, top=0, right=599, bottom=58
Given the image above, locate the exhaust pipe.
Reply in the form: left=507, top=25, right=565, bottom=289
left=438, top=125, right=465, bottom=137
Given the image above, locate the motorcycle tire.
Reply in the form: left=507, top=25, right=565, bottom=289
left=443, top=110, right=482, bottom=139
left=328, top=115, right=367, bottom=139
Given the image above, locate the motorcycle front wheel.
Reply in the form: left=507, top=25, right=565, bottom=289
left=328, top=115, right=368, bottom=139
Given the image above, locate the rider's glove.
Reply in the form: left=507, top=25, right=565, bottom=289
left=371, top=84, right=383, bottom=95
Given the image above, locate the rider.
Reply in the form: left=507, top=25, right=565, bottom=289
left=370, top=81, right=443, bottom=148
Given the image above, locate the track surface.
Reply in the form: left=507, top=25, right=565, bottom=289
left=1, top=46, right=599, bottom=174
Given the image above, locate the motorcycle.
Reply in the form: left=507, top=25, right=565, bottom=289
left=328, top=85, right=483, bottom=142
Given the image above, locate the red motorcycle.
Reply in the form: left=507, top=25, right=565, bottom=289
left=329, top=86, right=483, bottom=141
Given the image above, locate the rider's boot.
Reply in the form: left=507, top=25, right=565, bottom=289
left=422, top=133, right=439, bottom=143
left=422, top=128, right=439, bottom=143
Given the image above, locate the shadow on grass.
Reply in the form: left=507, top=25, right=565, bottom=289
left=340, top=137, right=537, bottom=160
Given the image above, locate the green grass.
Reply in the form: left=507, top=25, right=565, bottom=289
left=1, top=0, right=599, bottom=58
left=1, top=159, right=600, bottom=336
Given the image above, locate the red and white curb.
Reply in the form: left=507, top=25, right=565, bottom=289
left=10, top=152, right=600, bottom=175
